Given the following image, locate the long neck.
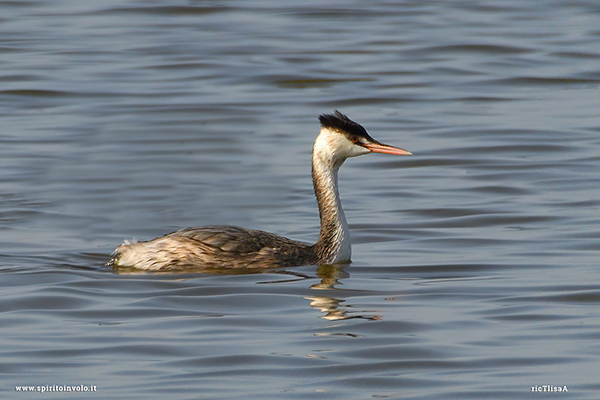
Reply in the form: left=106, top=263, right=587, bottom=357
left=311, top=146, right=351, bottom=264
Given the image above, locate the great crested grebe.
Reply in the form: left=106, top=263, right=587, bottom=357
left=108, top=111, right=411, bottom=271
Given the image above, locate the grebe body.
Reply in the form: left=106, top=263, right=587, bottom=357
left=109, top=111, right=411, bottom=271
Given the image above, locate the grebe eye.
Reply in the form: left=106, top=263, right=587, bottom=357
left=350, top=136, right=360, bottom=144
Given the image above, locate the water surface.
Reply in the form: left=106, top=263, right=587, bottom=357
left=1, top=1, right=600, bottom=399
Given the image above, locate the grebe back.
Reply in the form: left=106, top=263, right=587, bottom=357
left=108, top=111, right=411, bottom=271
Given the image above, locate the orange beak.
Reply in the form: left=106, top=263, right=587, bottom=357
left=363, top=142, right=412, bottom=156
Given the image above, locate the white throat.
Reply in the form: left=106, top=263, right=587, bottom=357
left=311, top=128, right=356, bottom=263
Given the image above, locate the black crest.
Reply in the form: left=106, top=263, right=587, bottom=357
left=318, top=110, right=372, bottom=140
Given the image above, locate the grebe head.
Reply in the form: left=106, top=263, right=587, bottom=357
left=315, top=110, right=412, bottom=165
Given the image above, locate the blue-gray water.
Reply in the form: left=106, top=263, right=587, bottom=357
left=2, top=1, right=600, bottom=399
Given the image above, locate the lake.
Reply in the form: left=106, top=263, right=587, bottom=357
left=1, top=1, right=600, bottom=399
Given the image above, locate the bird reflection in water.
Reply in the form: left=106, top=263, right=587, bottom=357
left=306, top=264, right=382, bottom=321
